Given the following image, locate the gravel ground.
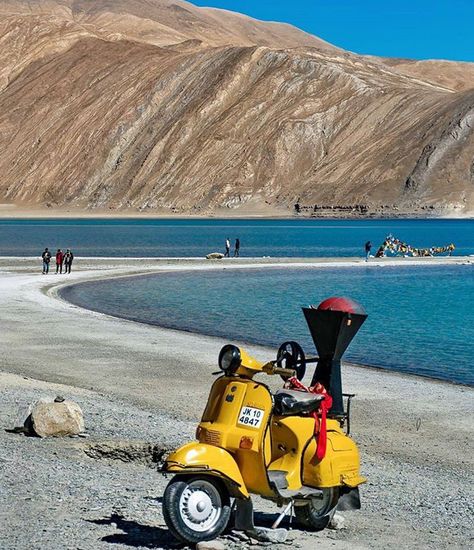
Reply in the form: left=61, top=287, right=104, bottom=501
left=0, top=258, right=473, bottom=549
left=1, top=373, right=472, bottom=550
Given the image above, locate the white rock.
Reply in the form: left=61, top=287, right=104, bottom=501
left=329, top=512, right=345, bottom=530
left=196, top=541, right=226, bottom=550
left=26, top=398, right=85, bottom=437
left=246, top=527, right=288, bottom=543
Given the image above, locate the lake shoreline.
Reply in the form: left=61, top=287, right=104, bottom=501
left=1, top=255, right=473, bottom=390
left=1, top=255, right=472, bottom=383
left=1, top=205, right=474, bottom=220
left=57, top=265, right=473, bottom=388
left=2, top=254, right=472, bottom=264
left=3, top=255, right=474, bottom=389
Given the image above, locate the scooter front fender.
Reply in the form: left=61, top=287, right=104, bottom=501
left=163, top=442, right=249, bottom=498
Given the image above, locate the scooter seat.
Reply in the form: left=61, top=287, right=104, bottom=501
left=273, top=389, right=325, bottom=416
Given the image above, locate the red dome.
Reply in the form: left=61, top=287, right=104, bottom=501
left=317, top=296, right=366, bottom=315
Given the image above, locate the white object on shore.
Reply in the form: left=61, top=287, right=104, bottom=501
left=246, top=527, right=288, bottom=543
left=206, top=252, right=224, bottom=260
left=329, top=512, right=346, bottom=530
left=25, top=397, right=85, bottom=437
left=196, top=541, right=226, bottom=550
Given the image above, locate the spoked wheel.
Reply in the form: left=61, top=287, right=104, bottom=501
left=295, top=487, right=339, bottom=531
left=163, top=476, right=231, bottom=544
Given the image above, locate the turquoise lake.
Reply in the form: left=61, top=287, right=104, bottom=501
left=61, top=265, right=474, bottom=386
left=2, top=218, right=472, bottom=384
left=0, top=218, right=473, bottom=257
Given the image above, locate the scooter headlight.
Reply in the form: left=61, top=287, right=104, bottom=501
left=218, top=345, right=241, bottom=374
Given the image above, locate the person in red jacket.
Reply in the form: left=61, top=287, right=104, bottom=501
left=55, top=249, right=64, bottom=274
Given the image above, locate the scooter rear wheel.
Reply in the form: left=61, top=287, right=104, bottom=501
left=295, top=487, right=339, bottom=531
left=163, top=475, right=231, bottom=544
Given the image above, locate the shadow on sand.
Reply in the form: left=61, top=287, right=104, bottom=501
left=87, top=509, right=301, bottom=548
left=87, top=513, right=183, bottom=549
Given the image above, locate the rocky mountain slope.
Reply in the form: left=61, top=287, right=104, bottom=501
left=0, top=0, right=473, bottom=216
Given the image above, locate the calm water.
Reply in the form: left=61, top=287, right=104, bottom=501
left=61, top=265, right=474, bottom=385
left=1, top=218, right=473, bottom=257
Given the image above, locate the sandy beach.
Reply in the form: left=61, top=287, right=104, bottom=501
left=1, top=256, right=473, bottom=550
left=1, top=204, right=473, bottom=220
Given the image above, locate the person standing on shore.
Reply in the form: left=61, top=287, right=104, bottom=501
left=41, top=248, right=51, bottom=274
left=55, top=249, right=64, bottom=274
left=365, top=241, right=372, bottom=262
left=234, top=238, right=240, bottom=257
left=63, top=249, right=74, bottom=274
left=224, top=238, right=230, bottom=257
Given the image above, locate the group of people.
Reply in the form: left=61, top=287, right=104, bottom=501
left=41, top=247, right=74, bottom=274
left=224, top=238, right=240, bottom=257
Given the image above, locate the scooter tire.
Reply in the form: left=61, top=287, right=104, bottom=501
left=295, top=487, right=339, bottom=531
left=163, top=475, right=231, bottom=544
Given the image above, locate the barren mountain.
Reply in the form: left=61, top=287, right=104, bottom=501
left=0, top=0, right=473, bottom=216
left=383, top=58, right=474, bottom=92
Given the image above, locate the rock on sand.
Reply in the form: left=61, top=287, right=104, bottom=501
left=25, top=397, right=85, bottom=437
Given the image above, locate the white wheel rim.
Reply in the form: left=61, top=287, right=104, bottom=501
left=179, top=480, right=222, bottom=532
left=311, top=489, right=334, bottom=515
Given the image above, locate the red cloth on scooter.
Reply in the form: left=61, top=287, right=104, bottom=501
left=286, top=377, right=333, bottom=460
left=313, top=382, right=332, bottom=460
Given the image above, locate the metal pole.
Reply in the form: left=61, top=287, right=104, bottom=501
left=271, top=501, right=293, bottom=529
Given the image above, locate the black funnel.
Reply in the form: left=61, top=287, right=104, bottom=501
left=303, top=297, right=367, bottom=416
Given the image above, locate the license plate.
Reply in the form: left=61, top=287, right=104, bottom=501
left=238, top=406, right=264, bottom=428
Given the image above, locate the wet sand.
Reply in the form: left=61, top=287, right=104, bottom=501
left=0, top=257, right=473, bottom=549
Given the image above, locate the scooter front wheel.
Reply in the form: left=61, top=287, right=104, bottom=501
left=163, top=475, right=231, bottom=544
left=295, top=487, right=339, bottom=531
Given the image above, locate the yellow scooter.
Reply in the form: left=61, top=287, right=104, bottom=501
left=162, top=297, right=368, bottom=544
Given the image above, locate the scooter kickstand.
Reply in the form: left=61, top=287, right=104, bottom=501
left=271, top=500, right=293, bottom=530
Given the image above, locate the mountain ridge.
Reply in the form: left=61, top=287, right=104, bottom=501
left=0, top=0, right=473, bottom=216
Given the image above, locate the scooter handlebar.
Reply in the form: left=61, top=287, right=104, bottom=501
left=272, top=366, right=296, bottom=378
left=261, top=361, right=295, bottom=377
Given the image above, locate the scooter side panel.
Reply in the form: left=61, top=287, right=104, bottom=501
left=303, top=421, right=366, bottom=488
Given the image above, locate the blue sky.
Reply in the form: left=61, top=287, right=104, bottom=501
left=192, top=1, right=474, bottom=62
